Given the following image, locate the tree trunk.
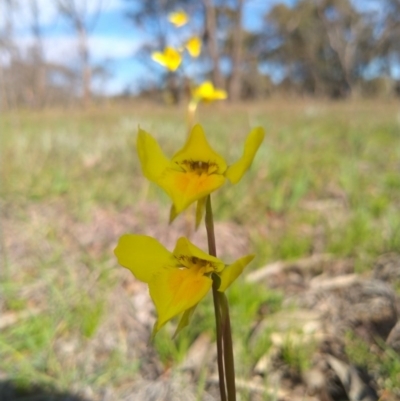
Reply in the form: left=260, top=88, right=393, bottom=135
left=77, top=23, right=91, bottom=108
left=203, top=0, right=223, bottom=88
left=316, top=4, right=363, bottom=97
left=56, top=0, right=99, bottom=108
left=31, top=0, right=46, bottom=108
left=0, top=65, right=9, bottom=110
left=228, top=0, right=244, bottom=102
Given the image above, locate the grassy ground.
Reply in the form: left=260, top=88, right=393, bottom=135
left=1, top=99, right=400, bottom=399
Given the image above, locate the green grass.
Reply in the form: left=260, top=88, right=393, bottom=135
left=281, top=334, right=316, bottom=374
left=1, top=100, right=400, bottom=398
left=345, top=331, right=400, bottom=392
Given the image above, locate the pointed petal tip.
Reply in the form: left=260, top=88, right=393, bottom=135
left=225, top=126, right=265, bottom=184
left=195, top=198, right=206, bottom=230
left=149, top=267, right=212, bottom=335
left=150, top=321, right=160, bottom=342
left=114, top=234, right=172, bottom=283
left=173, top=305, right=198, bottom=338
left=169, top=205, right=178, bottom=224
left=218, top=253, right=255, bottom=292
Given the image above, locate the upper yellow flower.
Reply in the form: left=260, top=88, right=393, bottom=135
left=137, top=124, right=265, bottom=219
left=168, top=10, right=189, bottom=27
left=193, top=81, right=227, bottom=102
left=151, top=47, right=182, bottom=71
left=185, top=36, right=202, bottom=58
left=114, top=234, right=254, bottom=335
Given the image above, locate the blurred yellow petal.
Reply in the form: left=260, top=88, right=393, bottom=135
left=137, top=128, right=170, bottom=182
left=225, top=127, right=265, bottom=184
left=186, top=36, right=201, bottom=57
left=150, top=266, right=212, bottom=333
left=151, top=52, right=166, bottom=66
left=193, top=81, right=227, bottom=102
left=114, top=235, right=173, bottom=283
left=151, top=47, right=182, bottom=71
left=218, top=254, right=255, bottom=292
left=173, top=237, right=224, bottom=272
left=168, top=10, right=189, bottom=27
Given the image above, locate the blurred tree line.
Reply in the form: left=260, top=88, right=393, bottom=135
left=1, top=0, right=400, bottom=109
left=0, top=0, right=106, bottom=109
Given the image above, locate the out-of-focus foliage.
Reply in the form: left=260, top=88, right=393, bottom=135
left=259, top=0, right=400, bottom=97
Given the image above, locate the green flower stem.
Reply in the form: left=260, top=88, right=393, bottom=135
left=205, top=195, right=217, bottom=257
left=205, top=195, right=236, bottom=401
left=205, top=195, right=226, bottom=401
left=220, top=293, right=236, bottom=401
left=212, top=278, right=227, bottom=401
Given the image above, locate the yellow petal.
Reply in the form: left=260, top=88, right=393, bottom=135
left=193, top=81, right=227, bottom=102
left=152, top=124, right=228, bottom=213
left=150, top=266, right=212, bottom=333
left=172, top=124, right=227, bottom=174
left=186, top=36, right=201, bottom=58
left=137, top=128, right=170, bottom=183
left=173, top=304, right=198, bottom=338
left=218, top=254, right=255, bottom=292
left=173, top=237, right=225, bottom=272
left=225, top=126, right=265, bottom=184
left=151, top=47, right=182, bottom=71
left=159, top=169, right=225, bottom=214
left=168, top=10, right=189, bottom=27
left=138, top=125, right=227, bottom=214
left=114, top=235, right=174, bottom=283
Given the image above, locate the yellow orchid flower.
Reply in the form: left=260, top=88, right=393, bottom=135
left=193, top=81, right=227, bottom=102
left=168, top=10, right=189, bottom=27
left=185, top=36, right=202, bottom=58
left=114, top=234, right=254, bottom=335
left=137, top=123, right=265, bottom=222
left=151, top=47, right=182, bottom=71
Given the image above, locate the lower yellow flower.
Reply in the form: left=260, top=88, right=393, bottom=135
left=137, top=124, right=265, bottom=220
left=151, top=47, right=182, bottom=71
left=114, top=235, right=254, bottom=335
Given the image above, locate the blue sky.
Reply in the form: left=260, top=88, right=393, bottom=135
left=1, top=0, right=295, bottom=95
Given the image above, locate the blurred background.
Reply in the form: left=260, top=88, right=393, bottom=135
left=1, top=1, right=400, bottom=401
left=1, top=0, right=400, bottom=107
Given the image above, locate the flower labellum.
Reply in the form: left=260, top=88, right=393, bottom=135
left=137, top=124, right=265, bottom=223
left=114, top=235, right=254, bottom=336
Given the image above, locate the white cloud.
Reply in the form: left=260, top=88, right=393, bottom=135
left=12, top=33, right=141, bottom=64
left=88, top=35, right=140, bottom=60
left=1, top=1, right=144, bottom=94
left=1, top=0, right=126, bottom=32
left=1, top=0, right=138, bottom=63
